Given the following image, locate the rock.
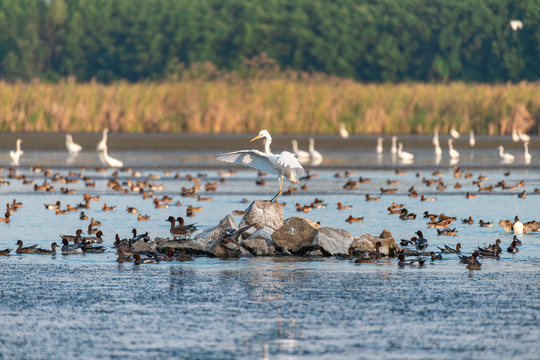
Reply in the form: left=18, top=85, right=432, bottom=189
left=272, top=216, right=320, bottom=254
left=155, top=236, right=207, bottom=254
left=305, top=249, right=324, bottom=257
left=313, top=227, right=353, bottom=256
left=207, top=236, right=251, bottom=258
left=350, top=229, right=397, bottom=256
left=195, top=213, right=238, bottom=246
left=132, top=239, right=157, bottom=253
left=241, top=226, right=275, bottom=256
left=239, top=200, right=283, bottom=231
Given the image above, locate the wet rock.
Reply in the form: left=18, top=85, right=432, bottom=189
left=239, top=200, right=283, bottom=231
left=272, top=216, right=320, bottom=254
left=132, top=239, right=157, bottom=253
left=241, top=226, right=275, bottom=256
left=195, top=214, right=238, bottom=246
left=155, top=236, right=207, bottom=254
left=207, top=236, right=251, bottom=258
left=350, top=229, right=397, bottom=256
left=313, top=227, right=353, bottom=256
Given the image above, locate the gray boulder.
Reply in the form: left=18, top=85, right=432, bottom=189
left=272, top=216, right=320, bottom=254
left=239, top=200, right=284, bottom=231
left=241, top=226, right=275, bottom=256
left=313, top=227, right=353, bottom=256
left=349, top=229, right=397, bottom=256
left=132, top=239, right=157, bottom=253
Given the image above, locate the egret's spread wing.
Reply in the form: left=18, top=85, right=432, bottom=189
left=216, top=150, right=278, bottom=175
left=498, top=220, right=512, bottom=232
left=277, top=151, right=304, bottom=176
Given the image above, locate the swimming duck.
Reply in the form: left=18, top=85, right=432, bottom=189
left=466, top=251, right=482, bottom=270
left=479, top=220, right=493, bottom=227
left=414, top=231, right=428, bottom=251
left=400, top=237, right=416, bottom=246
left=61, top=239, right=83, bottom=254
left=507, top=240, right=519, bottom=254
left=437, top=228, right=458, bottom=236
left=0, top=211, right=11, bottom=223
left=358, top=176, right=371, bottom=183
left=426, top=219, right=451, bottom=228
left=512, top=235, right=522, bottom=246
left=44, top=201, right=61, bottom=210
left=82, top=230, right=104, bottom=245
left=478, top=239, right=502, bottom=255
left=337, top=202, right=352, bottom=210
left=345, top=215, right=364, bottom=223
left=387, top=207, right=402, bottom=215
left=176, top=248, right=194, bottom=262
left=437, top=243, right=461, bottom=253
left=380, top=187, right=397, bottom=194
left=465, top=192, right=478, bottom=199
left=498, top=216, right=528, bottom=234
left=127, top=206, right=138, bottom=213
left=60, top=229, right=84, bottom=243
left=399, top=208, right=416, bottom=220
left=420, top=195, right=436, bottom=202
left=353, top=242, right=382, bottom=263
left=462, top=216, right=474, bottom=225
left=430, top=252, right=443, bottom=261
left=102, top=203, right=116, bottom=211
left=0, top=248, right=11, bottom=256
left=133, top=253, right=158, bottom=265
left=138, top=214, right=150, bottom=221
left=365, top=195, right=381, bottom=201
left=397, top=254, right=426, bottom=267
left=35, top=242, right=58, bottom=255
left=518, top=190, right=526, bottom=199
left=15, top=240, right=38, bottom=254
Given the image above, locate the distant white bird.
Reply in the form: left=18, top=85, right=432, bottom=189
left=510, top=20, right=523, bottom=31
left=101, top=145, right=124, bottom=168
left=291, top=139, right=310, bottom=164
left=397, top=143, right=414, bottom=162
left=450, top=126, right=460, bottom=139
left=376, top=137, right=383, bottom=154
left=433, top=129, right=440, bottom=147
left=96, top=128, right=109, bottom=151
left=524, top=141, right=531, bottom=164
left=434, top=141, right=442, bottom=157
left=339, top=122, right=349, bottom=139
left=498, top=145, right=515, bottom=163
left=309, top=138, right=323, bottom=165
left=9, top=139, right=23, bottom=165
left=448, top=139, right=460, bottom=159
left=511, top=127, right=519, bottom=142
left=65, top=134, right=82, bottom=155
left=517, top=130, right=530, bottom=142
left=216, top=129, right=304, bottom=202
left=469, top=130, right=476, bottom=147
left=391, top=136, right=397, bottom=155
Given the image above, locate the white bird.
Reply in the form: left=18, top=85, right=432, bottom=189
left=433, top=129, right=440, bottom=147
left=291, top=139, right=310, bottom=164
left=517, top=130, right=530, bottom=142
left=391, top=136, right=397, bottom=154
left=434, top=141, right=442, bottom=157
left=397, top=143, right=414, bottom=162
left=511, top=127, right=519, bottom=142
left=216, top=130, right=304, bottom=202
left=96, top=128, right=109, bottom=151
left=376, top=137, right=383, bottom=154
left=510, top=20, right=523, bottom=31
left=339, top=122, right=349, bottom=139
left=448, top=139, right=460, bottom=159
left=9, top=139, right=23, bottom=165
left=469, top=130, right=475, bottom=147
left=308, top=138, right=323, bottom=165
left=65, top=134, right=82, bottom=155
left=450, top=126, right=460, bottom=139
left=524, top=141, right=531, bottom=164
left=101, top=145, right=124, bottom=168
left=498, top=145, right=515, bottom=163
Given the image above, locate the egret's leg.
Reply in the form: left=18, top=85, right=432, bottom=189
left=270, top=176, right=283, bottom=202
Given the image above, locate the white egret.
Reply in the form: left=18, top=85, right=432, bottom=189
left=517, top=130, right=530, bottom=142
left=9, top=139, right=23, bottom=165
left=376, top=137, right=383, bottom=154
left=308, top=138, right=323, bottom=165
left=511, top=127, right=519, bottom=142
left=450, top=126, right=460, bottom=139
left=216, top=130, right=304, bottom=202
left=397, top=143, right=414, bottom=162
left=66, top=134, right=82, bottom=155
left=448, top=139, right=460, bottom=159
left=469, top=130, right=475, bottom=147
left=101, top=145, right=124, bottom=168
left=291, top=139, right=310, bottom=164
left=339, top=122, right=349, bottom=139
left=433, top=129, right=440, bottom=147
left=524, top=141, right=531, bottom=164
left=96, top=128, right=109, bottom=151
left=434, top=141, right=442, bottom=157
left=510, top=20, right=523, bottom=31
left=497, top=145, right=515, bottom=163
left=391, top=136, right=397, bottom=154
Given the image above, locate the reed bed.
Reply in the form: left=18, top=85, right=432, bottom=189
left=0, top=77, right=538, bottom=135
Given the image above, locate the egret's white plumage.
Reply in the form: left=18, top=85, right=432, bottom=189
left=511, top=127, right=519, bottom=142
left=308, top=138, right=323, bottom=165
left=434, top=141, right=442, bottom=157
left=96, top=128, right=109, bottom=151
left=216, top=130, right=304, bottom=202
left=291, top=140, right=310, bottom=164
left=448, top=139, right=460, bottom=159
left=498, top=146, right=514, bottom=163
left=450, top=126, right=460, bottom=139
left=339, top=122, right=349, bottom=139
left=391, top=136, right=397, bottom=155
left=517, top=130, right=530, bottom=142
left=101, top=145, right=124, bottom=168
left=524, top=141, right=531, bottom=164
left=397, top=143, right=414, bottom=162
left=66, top=134, right=82, bottom=155
left=510, top=20, right=523, bottom=31
left=433, top=129, right=440, bottom=147
left=9, top=139, right=23, bottom=165
left=376, top=137, right=383, bottom=154
left=469, top=130, right=475, bottom=147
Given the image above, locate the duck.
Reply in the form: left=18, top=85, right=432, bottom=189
left=308, top=138, right=323, bottom=165
left=426, top=219, right=451, bottom=228
left=219, top=225, right=254, bottom=254
left=462, top=216, right=474, bottom=225
left=44, top=201, right=61, bottom=210
left=133, top=253, right=158, bottom=265
left=507, top=240, right=519, bottom=253
left=437, top=228, right=458, bottom=236
left=0, top=211, right=11, bottom=223
left=420, top=195, right=436, bottom=202
left=466, top=251, right=482, bottom=270
left=400, top=237, right=416, bottom=246
left=15, top=240, right=38, bottom=254
left=477, top=239, right=502, bottom=257
left=176, top=248, right=194, bottom=262
left=127, top=206, right=138, bottom=213
left=391, top=202, right=404, bottom=209
left=430, top=252, right=443, bottom=261
left=9, top=139, right=23, bottom=165
left=65, top=134, right=82, bottom=155
left=131, top=228, right=150, bottom=243
left=365, top=195, right=381, bottom=201
left=81, top=230, right=104, bottom=245
left=352, top=242, right=382, bottom=263
left=60, top=229, right=84, bottom=243
left=499, top=216, right=529, bottom=234
left=387, top=207, right=402, bottom=215
left=102, top=203, right=116, bottom=211
left=358, top=176, right=371, bottom=183
left=380, top=187, right=397, bottom=194
left=397, top=254, right=426, bottom=267
left=90, top=218, right=102, bottom=227
left=497, top=145, right=515, bottom=163
left=337, top=202, right=352, bottom=210
left=137, top=214, right=150, bottom=221
left=345, top=215, right=364, bottom=223
left=0, top=248, right=11, bottom=256
left=166, top=216, right=197, bottom=240
left=511, top=235, right=522, bottom=246
left=291, top=140, right=310, bottom=164
left=35, top=243, right=58, bottom=255
left=437, top=243, right=461, bottom=253
left=397, top=143, right=414, bottom=162
left=399, top=208, right=416, bottom=220
left=415, top=231, right=428, bottom=251
left=479, top=220, right=493, bottom=227
left=61, top=238, right=83, bottom=254
left=465, top=192, right=478, bottom=199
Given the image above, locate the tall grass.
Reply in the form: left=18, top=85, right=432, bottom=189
left=0, top=76, right=538, bottom=135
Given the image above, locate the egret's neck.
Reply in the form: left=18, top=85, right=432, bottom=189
left=309, top=140, right=314, bottom=152
left=264, top=138, right=271, bottom=155
left=292, top=141, right=298, bottom=152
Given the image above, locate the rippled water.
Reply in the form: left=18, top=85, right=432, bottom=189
left=0, top=133, right=539, bottom=359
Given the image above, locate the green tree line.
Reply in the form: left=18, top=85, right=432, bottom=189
left=0, top=0, right=538, bottom=83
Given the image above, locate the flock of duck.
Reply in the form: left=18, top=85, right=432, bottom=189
left=1, top=126, right=538, bottom=269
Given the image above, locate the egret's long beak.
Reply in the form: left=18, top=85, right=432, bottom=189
left=250, top=134, right=264, bottom=142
